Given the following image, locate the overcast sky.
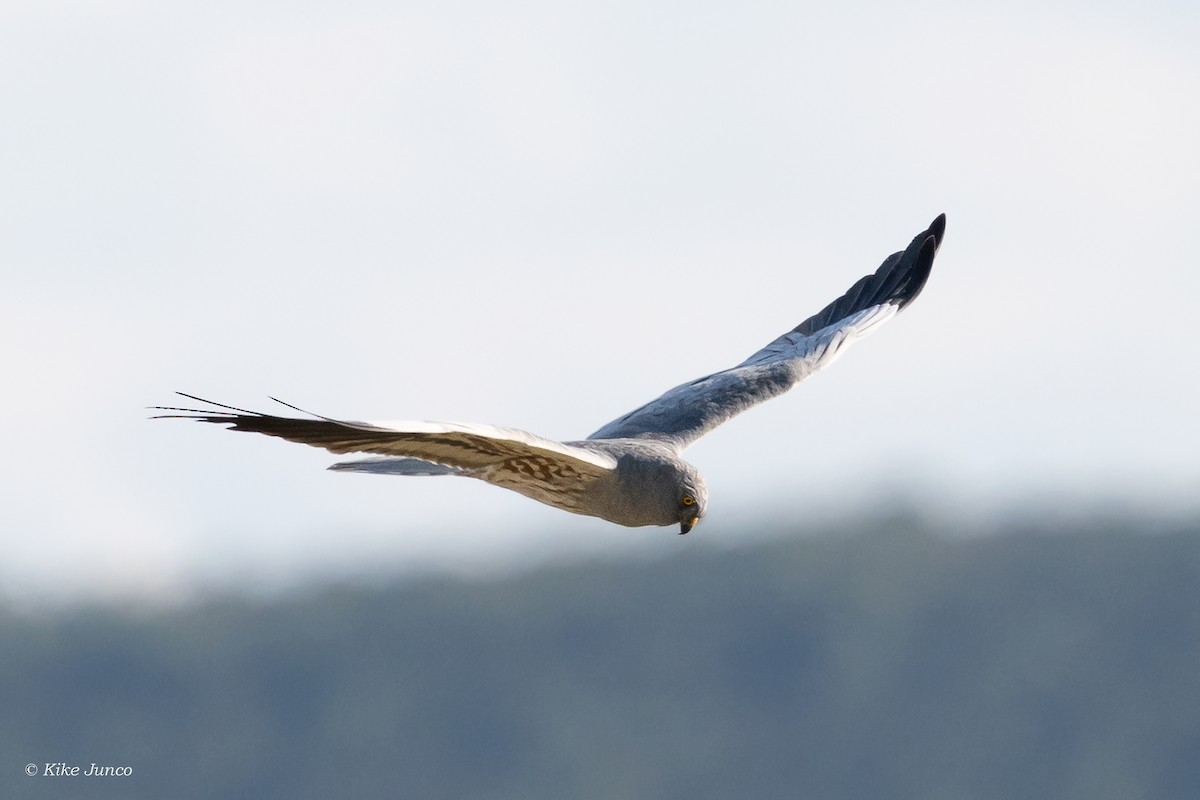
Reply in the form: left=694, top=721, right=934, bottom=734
left=2, top=0, right=1197, bottom=604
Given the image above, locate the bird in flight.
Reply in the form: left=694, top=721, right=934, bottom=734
left=155, top=214, right=944, bottom=534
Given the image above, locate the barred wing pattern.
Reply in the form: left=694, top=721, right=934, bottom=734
left=589, top=214, right=944, bottom=449
left=153, top=395, right=616, bottom=510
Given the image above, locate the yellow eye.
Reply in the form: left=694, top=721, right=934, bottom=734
left=682, top=495, right=695, bottom=506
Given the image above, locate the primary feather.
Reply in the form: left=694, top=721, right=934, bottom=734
left=587, top=214, right=943, bottom=448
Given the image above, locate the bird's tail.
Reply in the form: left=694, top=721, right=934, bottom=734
left=327, top=457, right=463, bottom=476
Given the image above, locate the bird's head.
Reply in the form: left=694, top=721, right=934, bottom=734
left=676, top=472, right=708, bottom=535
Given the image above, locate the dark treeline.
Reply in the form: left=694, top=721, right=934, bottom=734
left=3, top=512, right=1199, bottom=799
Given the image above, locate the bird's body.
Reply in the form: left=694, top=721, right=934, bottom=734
left=155, top=214, right=945, bottom=534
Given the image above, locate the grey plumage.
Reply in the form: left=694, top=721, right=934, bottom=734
left=153, top=214, right=945, bottom=534
left=588, top=213, right=943, bottom=446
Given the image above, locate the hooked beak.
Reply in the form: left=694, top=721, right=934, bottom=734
left=679, top=516, right=700, bottom=535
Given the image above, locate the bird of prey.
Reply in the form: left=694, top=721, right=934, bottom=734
left=154, top=214, right=945, bottom=534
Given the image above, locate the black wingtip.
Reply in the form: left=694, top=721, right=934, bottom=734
left=894, top=234, right=937, bottom=312
left=928, top=213, right=947, bottom=251
left=895, top=215, right=944, bottom=311
left=786, top=213, right=946, bottom=337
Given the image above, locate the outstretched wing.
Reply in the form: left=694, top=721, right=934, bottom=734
left=153, top=395, right=617, bottom=493
left=589, top=213, right=945, bottom=449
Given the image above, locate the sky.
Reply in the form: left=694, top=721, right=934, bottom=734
left=1, top=0, right=1197, bottom=605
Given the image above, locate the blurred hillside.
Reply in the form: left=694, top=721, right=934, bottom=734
left=3, top=512, right=1199, bottom=799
